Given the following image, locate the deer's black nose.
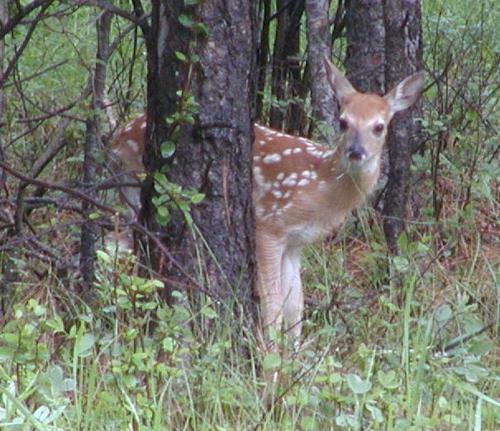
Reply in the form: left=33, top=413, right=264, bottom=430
left=347, top=144, right=366, bottom=161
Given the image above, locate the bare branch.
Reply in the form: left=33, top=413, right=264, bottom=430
left=68, top=0, right=149, bottom=27
left=0, top=0, right=54, bottom=40
left=2, top=60, right=67, bottom=89
left=0, top=2, right=52, bottom=87
left=0, top=160, right=211, bottom=297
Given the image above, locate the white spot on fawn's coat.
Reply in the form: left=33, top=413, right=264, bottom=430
left=262, top=153, right=282, bottom=164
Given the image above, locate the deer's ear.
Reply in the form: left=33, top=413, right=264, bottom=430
left=323, top=56, right=356, bottom=104
left=384, top=71, right=425, bottom=116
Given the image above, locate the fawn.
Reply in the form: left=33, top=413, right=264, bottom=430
left=109, top=58, right=424, bottom=344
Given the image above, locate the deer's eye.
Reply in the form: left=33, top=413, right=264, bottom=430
left=339, top=118, right=348, bottom=132
left=373, top=123, right=385, bottom=135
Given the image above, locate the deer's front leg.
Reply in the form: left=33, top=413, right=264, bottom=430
left=255, top=230, right=286, bottom=343
left=281, top=246, right=303, bottom=341
left=119, top=173, right=142, bottom=219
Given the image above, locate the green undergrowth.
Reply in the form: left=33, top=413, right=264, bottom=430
left=1, top=0, right=498, bottom=429
left=0, top=213, right=498, bottom=430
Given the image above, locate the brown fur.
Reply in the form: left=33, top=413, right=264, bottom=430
left=109, top=60, right=424, bottom=348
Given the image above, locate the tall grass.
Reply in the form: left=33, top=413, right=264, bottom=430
left=0, top=0, right=498, bottom=429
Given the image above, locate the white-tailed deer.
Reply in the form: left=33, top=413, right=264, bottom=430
left=105, top=113, right=146, bottom=253
left=109, top=58, right=424, bottom=344
left=109, top=112, right=147, bottom=218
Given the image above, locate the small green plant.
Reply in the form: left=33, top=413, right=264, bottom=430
left=152, top=172, right=205, bottom=226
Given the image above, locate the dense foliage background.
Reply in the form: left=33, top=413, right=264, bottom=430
left=0, top=0, right=498, bottom=429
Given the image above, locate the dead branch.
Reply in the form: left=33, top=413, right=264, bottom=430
left=0, top=159, right=219, bottom=299
left=0, top=0, right=54, bottom=40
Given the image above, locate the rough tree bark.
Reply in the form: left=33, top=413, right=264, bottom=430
left=344, top=0, right=423, bottom=253
left=143, top=1, right=257, bottom=310
left=269, top=0, right=305, bottom=133
left=345, top=0, right=385, bottom=93
left=0, top=0, right=6, bottom=187
left=80, top=10, right=112, bottom=287
left=382, top=0, right=423, bottom=252
left=305, top=0, right=338, bottom=142
left=0, top=0, right=8, bottom=312
left=256, top=0, right=271, bottom=118
left=344, top=0, right=389, bottom=213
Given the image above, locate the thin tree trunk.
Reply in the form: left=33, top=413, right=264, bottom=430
left=382, top=0, right=423, bottom=252
left=305, top=0, right=338, bottom=142
left=269, top=0, right=305, bottom=132
left=144, top=1, right=257, bottom=311
left=0, top=0, right=9, bottom=314
left=345, top=0, right=385, bottom=93
left=0, top=0, right=5, bottom=188
left=142, top=0, right=189, bottom=245
left=345, top=0, right=391, bottom=217
left=80, top=10, right=112, bottom=287
left=256, top=0, right=271, bottom=119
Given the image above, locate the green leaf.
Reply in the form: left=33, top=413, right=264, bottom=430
left=366, top=403, right=384, bottom=423
left=177, top=201, right=189, bottom=212
left=153, top=172, right=169, bottom=188
left=397, top=232, right=409, bottom=251
left=161, top=141, right=176, bottom=158
left=200, top=306, right=217, bottom=320
left=33, top=405, right=51, bottom=423
left=0, top=333, right=18, bottom=346
left=46, top=365, right=64, bottom=389
left=152, top=195, right=168, bottom=206
left=28, top=299, right=46, bottom=316
left=453, top=364, right=489, bottom=383
left=392, top=256, right=409, bottom=272
left=96, top=250, right=111, bottom=264
left=74, top=333, right=95, bottom=358
left=262, top=352, right=281, bottom=371
left=43, top=315, right=65, bottom=333
left=438, top=395, right=449, bottom=409
left=156, top=206, right=170, bottom=219
left=346, top=373, right=372, bottom=394
left=178, top=14, right=194, bottom=28
left=328, top=373, right=343, bottom=384
left=299, top=416, right=316, bottom=430
left=442, top=414, right=462, bottom=425
left=175, top=51, right=186, bottom=62
left=0, top=346, right=16, bottom=361
left=434, top=304, right=453, bottom=325
left=162, top=337, right=174, bottom=352
left=192, top=22, right=208, bottom=35
left=468, top=340, right=494, bottom=355
left=335, top=414, right=357, bottom=428
left=377, top=370, right=399, bottom=389
left=190, top=193, right=205, bottom=204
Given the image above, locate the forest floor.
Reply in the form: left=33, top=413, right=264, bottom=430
left=0, top=183, right=498, bottom=429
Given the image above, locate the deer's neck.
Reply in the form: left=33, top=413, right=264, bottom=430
left=322, top=153, right=381, bottom=220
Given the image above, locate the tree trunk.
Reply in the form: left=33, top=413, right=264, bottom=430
left=269, top=0, right=305, bottom=132
left=382, top=0, right=423, bottom=252
left=344, top=0, right=388, bottom=208
left=80, top=10, right=112, bottom=287
left=305, top=0, right=338, bottom=142
left=256, top=0, right=271, bottom=119
left=144, top=1, right=257, bottom=312
left=0, top=0, right=5, bottom=187
left=0, top=0, right=9, bottom=314
left=345, top=0, right=385, bottom=93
